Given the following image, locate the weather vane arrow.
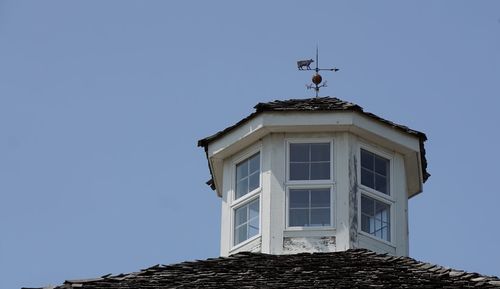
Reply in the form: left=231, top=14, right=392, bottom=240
left=297, top=46, right=339, bottom=97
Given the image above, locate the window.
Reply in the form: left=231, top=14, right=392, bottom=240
left=289, top=188, right=331, bottom=227
left=361, top=195, right=391, bottom=242
left=360, top=149, right=390, bottom=195
left=359, top=147, right=392, bottom=242
left=231, top=149, right=261, bottom=247
left=289, top=143, right=330, bottom=180
left=235, top=153, right=260, bottom=199
left=286, top=140, right=334, bottom=229
left=234, top=198, right=259, bottom=245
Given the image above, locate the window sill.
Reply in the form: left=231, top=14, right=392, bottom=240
left=231, top=188, right=261, bottom=207
left=285, top=226, right=336, bottom=232
left=359, top=185, right=394, bottom=203
left=230, top=234, right=261, bottom=252
left=358, top=230, right=395, bottom=247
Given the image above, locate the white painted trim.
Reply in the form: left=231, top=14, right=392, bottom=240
left=229, top=236, right=262, bottom=254
left=285, top=138, right=335, bottom=183
left=358, top=230, right=396, bottom=248
left=357, top=191, right=395, bottom=246
left=358, top=142, right=395, bottom=202
left=230, top=195, right=261, bottom=249
left=285, top=186, right=336, bottom=230
left=230, top=143, right=263, bottom=204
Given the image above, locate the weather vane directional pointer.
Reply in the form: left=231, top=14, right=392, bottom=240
left=297, top=47, right=339, bottom=97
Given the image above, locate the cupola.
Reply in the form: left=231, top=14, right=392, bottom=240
left=198, top=97, right=428, bottom=257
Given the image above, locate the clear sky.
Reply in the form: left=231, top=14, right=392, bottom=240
left=1, top=1, right=499, bottom=288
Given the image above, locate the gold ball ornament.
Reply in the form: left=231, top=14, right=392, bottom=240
left=312, top=74, right=322, bottom=85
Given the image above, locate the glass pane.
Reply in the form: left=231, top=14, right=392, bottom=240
left=234, top=205, right=247, bottom=226
left=361, top=168, right=374, bottom=189
left=361, top=214, right=371, bottom=233
left=289, top=190, right=309, bottom=208
left=375, top=218, right=382, bottom=232
left=375, top=174, right=388, bottom=195
left=289, top=208, right=308, bottom=227
left=375, top=201, right=390, bottom=222
left=249, top=154, right=260, bottom=174
left=310, top=162, right=330, bottom=180
left=310, top=208, right=330, bottom=226
left=310, top=143, right=330, bottom=162
left=361, top=195, right=374, bottom=216
left=249, top=199, right=259, bottom=219
left=361, top=149, right=374, bottom=170
left=374, top=156, right=388, bottom=176
left=310, top=189, right=330, bottom=208
left=248, top=172, right=260, bottom=192
left=290, top=143, right=309, bottom=162
left=248, top=218, right=259, bottom=238
left=236, top=161, right=248, bottom=181
left=381, top=226, right=388, bottom=241
left=235, top=225, right=247, bottom=245
left=236, top=178, right=249, bottom=199
left=290, top=163, right=309, bottom=180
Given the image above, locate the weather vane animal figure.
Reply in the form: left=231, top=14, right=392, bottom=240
left=297, top=59, right=314, bottom=70
left=297, top=47, right=339, bottom=97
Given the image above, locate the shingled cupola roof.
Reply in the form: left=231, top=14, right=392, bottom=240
left=198, top=96, right=430, bottom=191
left=48, top=249, right=500, bottom=289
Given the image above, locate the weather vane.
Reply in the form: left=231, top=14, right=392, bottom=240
left=297, top=47, right=339, bottom=97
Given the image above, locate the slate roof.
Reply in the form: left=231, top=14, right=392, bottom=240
left=47, top=249, right=500, bottom=289
left=198, top=97, right=429, bottom=190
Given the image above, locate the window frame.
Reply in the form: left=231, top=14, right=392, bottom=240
left=231, top=195, right=261, bottom=248
left=286, top=138, right=334, bottom=185
left=285, top=185, right=335, bottom=230
left=231, top=148, right=262, bottom=206
left=229, top=145, right=262, bottom=249
left=358, top=143, right=394, bottom=201
left=357, top=143, right=394, bottom=244
left=285, top=138, right=335, bottom=230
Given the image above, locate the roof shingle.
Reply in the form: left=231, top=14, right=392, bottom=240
left=198, top=97, right=430, bottom=187
left=53, top=249, right=500, bottom=289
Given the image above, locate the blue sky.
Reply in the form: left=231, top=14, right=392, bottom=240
left=1, top=1, right=499, bottom=288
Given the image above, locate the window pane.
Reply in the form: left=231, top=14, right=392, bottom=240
left=248, top=218, right=259, bottom=238
left=381, top=226, right=388, bottom=241
left=361, top=195, right=374, bottom=215
left=290, top=163, right=309, bottom=180
left=310, top=143, right=330, bottom=161
left=361, top=214, right=371, bottom=233
left=310, top=189, right=330, bottom=208
left=234, top=199, right=260, bottom=246
left=236, top=161, right=248, bottom=180
left=235, top=226, right=247, bottom=245
left=361, top=149, right=374, bottom=170
left=289, top=208, right=308, bottom=227
left=290, top=143, right=309, bottom=162
left=310, top=208, right=330, bottom=226
left=234, top=205, right=247, bottom=227
left=374, top=156, right=388, bottom=176
left=310, top=162, right=330, bottom=180
left=248, top=172, right=260, bottom=192
left=235, top=153, right=260, bottom=200
left=361, top=195, right=391, bottom=242
left=375, top=175, right=388, bottom=195
left=236, top=178, right=249, bottom=199
left=361, top=168, right=374, bottom=189
left=249, top=199, right=259, bottom=219
left=289, top=189, right=309, bottom=208
left=249, top=154, right=260, bottom=174
left=375, top=201, right=390, bottom=222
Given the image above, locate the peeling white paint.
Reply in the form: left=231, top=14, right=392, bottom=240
left=283, top=236, right=336, bottom=254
